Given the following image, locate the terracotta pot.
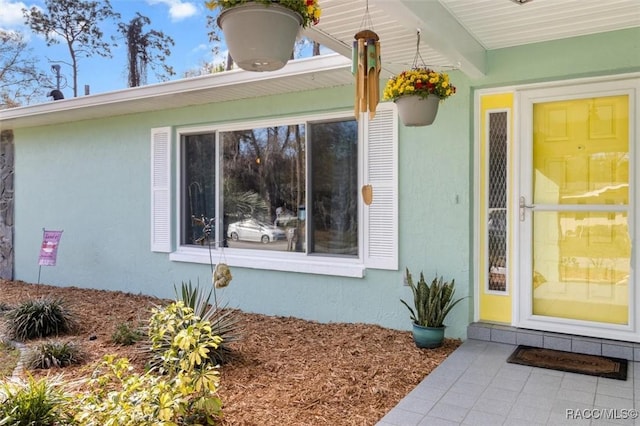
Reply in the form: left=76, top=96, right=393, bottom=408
left=395, top=95, right=441, bottom=126
left=217, top=3, right=302, bottom=72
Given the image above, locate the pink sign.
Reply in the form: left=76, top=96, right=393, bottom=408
left=38, top=230, right=63, bottom=266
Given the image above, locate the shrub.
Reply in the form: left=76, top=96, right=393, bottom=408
left=74, top=303, right=224, bottom=425
left=26, top=341, right=85, bottom=370
left=146, top=301, right=224, bottom=372
left=5, top=298, right=77, bottom=341
left=111, top=322, right=144, bottom=346
left=174, top=280, right=241, bottom=364
left=0, top=375, right=72, bottom=425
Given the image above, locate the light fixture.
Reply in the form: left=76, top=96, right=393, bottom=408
left=511, top=0, right=533, bottom=4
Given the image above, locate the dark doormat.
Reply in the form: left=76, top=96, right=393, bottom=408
left=507, top=345, right=628, bottom=380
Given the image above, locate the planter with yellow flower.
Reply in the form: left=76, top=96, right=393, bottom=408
left=383, top=68, right=456, bottom=126
left=205, top=0, right=321, bottom=72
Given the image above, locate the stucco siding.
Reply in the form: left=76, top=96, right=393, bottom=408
left=10, top=28, right=639, bottom=340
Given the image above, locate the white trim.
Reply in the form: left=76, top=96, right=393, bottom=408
left=169, top=246, right=365, bottom=278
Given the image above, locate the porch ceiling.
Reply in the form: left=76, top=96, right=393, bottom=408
left=307, top=0, right=640, bottom=79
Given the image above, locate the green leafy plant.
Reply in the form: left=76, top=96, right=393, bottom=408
left=26, top=341, right=85, bottom=370
left=5, top=298, right=77, bottom=341
left=205, top=0, right=322, bottom=28
left=401, top=268, right=466, bottom=328
left=174, top=280, right=240, bottom=364
left=111, top=322, right=144, bottom=346
left=0, top=375, right=73, bottom=425
left=75, top=303, right=224, bottom=425
left=75, top=353, right=222, bottom=425
left=146, top=301, right=226, bottom=371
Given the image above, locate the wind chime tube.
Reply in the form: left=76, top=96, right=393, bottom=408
left=353, top=40, right=360, bottom=117
left=367, top=38, right=381, bottom=120
left=357, top=37, right=367, bottom=118
left=351, top=40, right=358, bottom=75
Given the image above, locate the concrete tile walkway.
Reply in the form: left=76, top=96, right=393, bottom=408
left=377, top=339, right=640, bottom=425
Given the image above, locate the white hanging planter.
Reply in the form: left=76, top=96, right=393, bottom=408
left=217, top=3, right=303, bottom=72
left=395, top=95, right=441, bottom=126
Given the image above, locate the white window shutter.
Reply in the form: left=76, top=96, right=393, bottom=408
left=363, top=103, right=398, bottom=270
left=151, top=127, right=171, bottom=252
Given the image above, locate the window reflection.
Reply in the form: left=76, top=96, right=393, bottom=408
left=221, top=125, right=306, bottom=252
left=532, top=211, right=630, bottom=324
left=181, top=118, right=359, bottom=257
left=182, top=133, right=216, bottom=246
left=309, top=120, right=358, bottom=256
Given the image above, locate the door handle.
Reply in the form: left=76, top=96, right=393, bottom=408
left=519, top=196, right=535, bottom=221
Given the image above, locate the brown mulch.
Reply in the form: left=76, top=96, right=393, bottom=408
left=0, top=279, right=461, bottom=425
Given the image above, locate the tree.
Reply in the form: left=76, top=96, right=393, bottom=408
left=0, top=30, right=46, bottom=108
left=23, top=0, right=121, bottom=97
left=118, top=13, right=175, bottom=88
left=206, top=15, right=234, bottom=71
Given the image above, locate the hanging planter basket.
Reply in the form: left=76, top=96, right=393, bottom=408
left=395, top=95, right=441, bottom=127
left=217, top=3, right=303, bottom=72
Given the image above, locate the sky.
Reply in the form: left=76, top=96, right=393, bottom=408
left=1, top=0, right=229, bottom=97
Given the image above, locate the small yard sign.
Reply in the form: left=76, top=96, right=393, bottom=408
left=39, top=230, right=63, bottom=266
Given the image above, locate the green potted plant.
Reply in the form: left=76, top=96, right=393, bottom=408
left=401, top=268, right=465, bottom=348
left=205, top=0, right=322, bottom=72
left=383, top=68, right=456, bottom=126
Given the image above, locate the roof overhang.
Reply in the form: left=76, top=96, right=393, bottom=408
left=0, top=54, right=353, bottom=130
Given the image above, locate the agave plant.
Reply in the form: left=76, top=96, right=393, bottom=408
left=401, top=268, right=466, bottom=328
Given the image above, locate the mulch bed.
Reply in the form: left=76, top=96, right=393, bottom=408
left=0, top=279, right=461, bottom=425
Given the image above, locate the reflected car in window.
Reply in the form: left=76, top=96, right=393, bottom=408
left=227, top=218, right=286, bottom=244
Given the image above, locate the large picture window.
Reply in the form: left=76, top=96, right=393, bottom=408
left=181, top=118, right=358, bottom=258
left=154, top=103, right=397, bottom=277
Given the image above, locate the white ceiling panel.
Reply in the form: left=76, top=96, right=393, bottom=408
left=307, top=0, right=640, bottom=77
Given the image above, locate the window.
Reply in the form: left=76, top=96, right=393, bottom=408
left=487, top=111, right=508, bottom=293
left=151, top=104, right=398, bottom=277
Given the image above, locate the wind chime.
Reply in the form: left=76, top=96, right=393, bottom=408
left=352, top=0, right=381, bottom=121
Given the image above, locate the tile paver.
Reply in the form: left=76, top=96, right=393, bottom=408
left=376, top=338, right=639, bottom=426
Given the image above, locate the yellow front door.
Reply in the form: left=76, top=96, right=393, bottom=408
left=528, top=95, right=631, bottom=325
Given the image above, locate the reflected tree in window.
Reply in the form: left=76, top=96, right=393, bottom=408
left=309, top=119, right=358, bottom=256
left=182, top=133, right=216, bottom=245
left=221, top=125, right=306, bottom=251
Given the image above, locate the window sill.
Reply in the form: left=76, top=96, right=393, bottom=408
left=169, top=246, right=366, bottom=278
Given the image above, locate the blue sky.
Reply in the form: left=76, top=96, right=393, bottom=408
left=1, top=0, right=225, bottom=96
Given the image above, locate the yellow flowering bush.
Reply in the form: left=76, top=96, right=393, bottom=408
left=383, top=68, right=456, bottom=102
left=205, top=0, right=322, bottom=28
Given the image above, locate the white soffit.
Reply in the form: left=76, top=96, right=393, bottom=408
left=0, top=55, right=353, bottom=129
left=306, top=0, right=640, bottom=79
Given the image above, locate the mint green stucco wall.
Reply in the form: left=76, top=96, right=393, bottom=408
left=12, top=28, right=639, bottom=339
